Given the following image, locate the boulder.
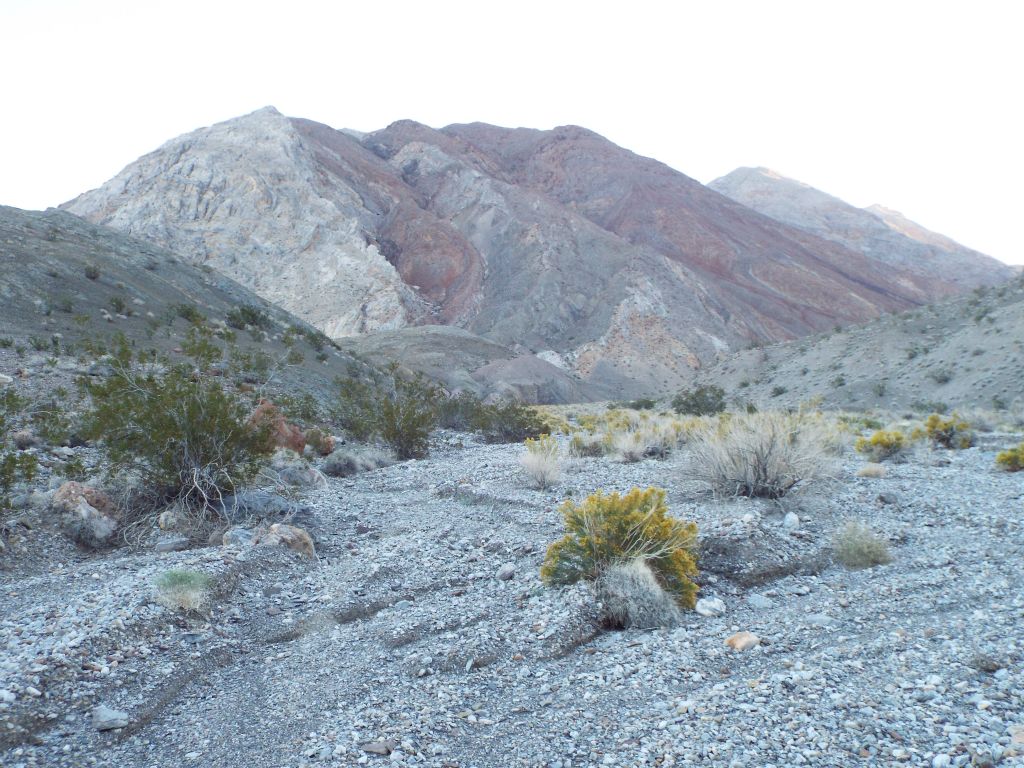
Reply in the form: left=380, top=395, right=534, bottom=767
left=51, top=481, right=115, bottom=517
left=92, top=704, right=130, bottom=731
left=222, top=526, right=256, bottom=548
left=725, top=631, right=761, bottom=652
left=254, top=523, right=315, bottom=558
left=63, top=499, right=118, bottom=548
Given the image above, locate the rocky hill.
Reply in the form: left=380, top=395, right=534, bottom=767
left=63, top=108, right=1003, bottom=397
left=0, top=205, right=597, bottom=403
left=692, top=273, right=1024, bottom=412
left=709, top=167, right=1013, bottom=291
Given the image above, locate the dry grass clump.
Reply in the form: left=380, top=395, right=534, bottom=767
left=154, top=569, right=213, bottom=614
left=687, top=411, right=839, bottom=499
left=856, top=463, right=887, bottom=478
left=595, top=558, right=683, bottom=629
left=321, top=445, right=394, bottom=477
left=520, top=434, right=561, bottom=489
left=833, top=521, right=892, bottom=569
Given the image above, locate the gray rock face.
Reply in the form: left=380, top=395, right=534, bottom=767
left=709, top=167, right=1013, bottom=292
left=64, top=107, right=423, bottom=338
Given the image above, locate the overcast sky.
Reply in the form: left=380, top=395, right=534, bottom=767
left=1, top=0, right=1020, bottom=264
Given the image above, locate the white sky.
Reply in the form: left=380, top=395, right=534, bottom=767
left=1, top=0, right=1020, bottom=264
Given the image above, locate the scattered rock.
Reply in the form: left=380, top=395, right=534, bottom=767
left=360, top=740, right=398, bottom=756
left=495, top=563, right=516, bottom=581
left=154, top=535, right=190, bottom=553
left=216, top=490, right=313, bottom=526
left=782, top=511, right=800, bottom=530
left=747, top=593, right=774, bottom=609
left=222, top=527, right=256, bottom=548
left=695, top=597, right=726, bottom=617
left=254, top=523, right=316, bottom=558
left=877, top=492, right=900, bottom=505
left=0, top=373, right=13, bottom=385
left=92, top=704, right=130, bottom=731
left=12, top=430, right=39, bottom=450
left=61, top=499, right=118, bottom=548
left=51, top=481, right=115, bottom=517
left=725, top=631, right=761, bottom=652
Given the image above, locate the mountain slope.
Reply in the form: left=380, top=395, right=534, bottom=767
left=709, top=167, right=1013, bottom=290
left=63, top=108, right=1001, bottom=396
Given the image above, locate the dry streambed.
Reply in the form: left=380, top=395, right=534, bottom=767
left=1, top=436, right=1023, bottom=768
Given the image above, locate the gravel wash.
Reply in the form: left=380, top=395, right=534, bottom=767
left=2, top=435, right=1022, bottom=768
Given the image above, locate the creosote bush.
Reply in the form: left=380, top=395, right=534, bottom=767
left=995, top=442, right=1024, bottom=472
left=833, top=522, right=892, bottom=569
left=854, top=429, right=907, bottom=462
left=1, top=389, right=39, bottom=513
left=688, top=411, right=838, bottom=499
left=437, top=392, right=547, bottom=444
left=520, top=434, right=561, bottom=489
left=541, top=487, right=699, bottom=619
left=335, top=365, right=441, bottom=459
left=671, top=385, right=726, bottom=416
left=80, top=337, right=274, bottom=518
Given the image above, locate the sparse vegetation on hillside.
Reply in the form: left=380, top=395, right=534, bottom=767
left=1, top=389, right=39, bottom=515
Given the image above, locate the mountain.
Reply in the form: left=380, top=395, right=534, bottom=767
left=63, top=108, right=1004, bottom=396
left=691, top=273, right=1024, bottom=412
left=709, top=167, right=1013, bottom=290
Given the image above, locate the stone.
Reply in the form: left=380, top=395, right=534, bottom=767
left=877, top=492, right=900, bottom=506
left=931, top=754, right=951, bottom=767
left=782, top=511, right=800, bottom=530
left=155, top=535, right=190, bottom=553
left=695, top=597, right=727, bottom=617
left=215, top=490, right=313, bottom=526
left=274, top=463, right=327, bottom=489
left=254, top=523, right=316, bottom=558
left=1009, top=724, right=1024, bottom=745
left=0, top=373, right=13, bottom=385
left=747, top=593, right=774, bottom=609
left=495, top=563, right=516, bottom=581
left=222, top=527, right=256, bottom=548
left=725, top=631, right=761, bottom=652
left=92, top=704, right=130, bottom=731
left=360, top=740, right=398, bottom=756
left=51, top=481, right=115, bottom=517
left=0, top=689, right=15, bottom=703
left=61, top=499, right=118, bottom=548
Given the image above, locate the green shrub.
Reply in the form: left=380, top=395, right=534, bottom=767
left=81, top=337, right=273, bottom=515
left=335, top=365, right=441, bottom=459
left=918, top=413, right=974, bottom=449
left=173, top=303, right=206, bottom=325
left=225, top=304, right=272, bottom=331
left=541, top=487, right=699, bottom=613
left=834, top=521, right=891, bottom=569
left=854, top=429, right=907, bottom=462
left=995, top=442, right=1024, bottom=472
left=671, top=385, right=726, bottom=416
left=770, top=385, right=787, bottom=397
left=1, top=390, right=38, bottom=511
left=84, top=263, right=100, bottom=280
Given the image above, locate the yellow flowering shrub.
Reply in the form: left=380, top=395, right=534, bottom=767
left=854, top=429, right=907, bottom=462
left=540, top=487, right=699, bottom=609
left=995, top=442, right=1024, bottom=472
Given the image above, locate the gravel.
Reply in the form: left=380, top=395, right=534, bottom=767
left=2, top=432, right=1022, bottom=767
